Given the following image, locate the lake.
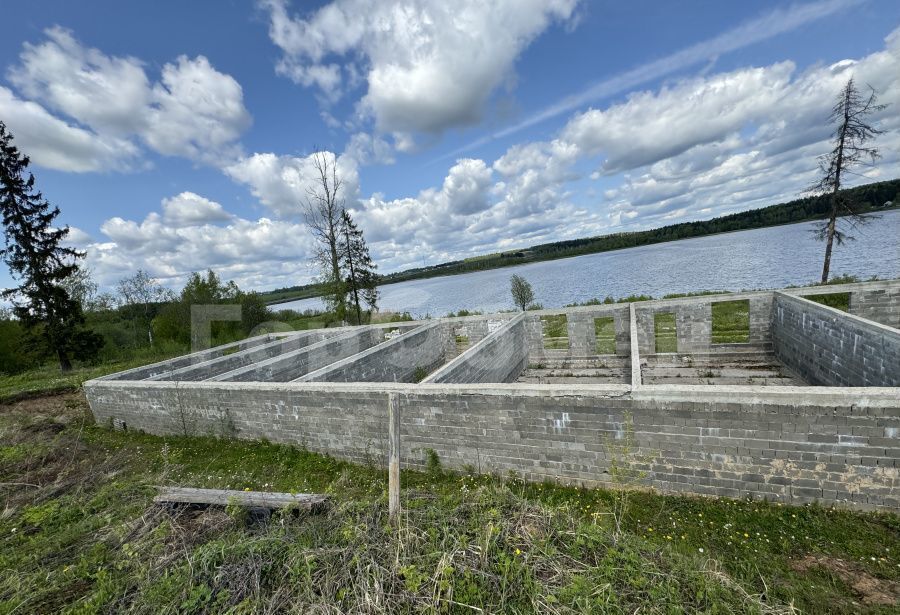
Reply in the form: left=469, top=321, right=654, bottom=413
left=274, top=209, right=900, bottom=318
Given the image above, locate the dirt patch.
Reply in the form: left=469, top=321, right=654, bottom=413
left=791, top=554, right=900, bottom=606
left=0, top=390, right=88, bottom=417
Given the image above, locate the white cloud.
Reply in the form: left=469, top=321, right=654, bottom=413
left=143, top=56, right=252, bottom=163
left=262, top=0, right=579, bottom=133
left=442, top=0, right=864, bottom=159
left=561, top=63, right=795, bottom=174
left=8, top=26, right=151, bottom=136
left=224, top=150, right=360, bottom=218
left=91, top=196, right=318, bottom=289
left=4, top=27, right=251, bottom=169
left=0, top=86, right=140, bottom=172
left=160, top=192, right=234, bottom=225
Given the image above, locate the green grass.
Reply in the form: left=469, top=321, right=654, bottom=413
left=654, top=312, right=677, bottom=353
left=541, top=314, right=569, bottom=350
left=711, top=300, right=751, bottom=344
left=1, top=394, right=899, bottom=613
left=594, top=316, right=616, bottom=355
left=803, top=291, right=851, bottom=312
left=0, top=346, right=183, bottom=404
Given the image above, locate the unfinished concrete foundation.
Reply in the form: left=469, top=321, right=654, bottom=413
left=85, top=280, right=900, bottom=510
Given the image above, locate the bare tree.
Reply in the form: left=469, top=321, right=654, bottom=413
left=117, top=269, right=173, bottom=345
left=811, top=78, right=886, bottom=283
left=62, top=266, right=99, bottom=311
left=303, top=150, right=347, bottom=319
left=510, top=274, right=534, bottom=311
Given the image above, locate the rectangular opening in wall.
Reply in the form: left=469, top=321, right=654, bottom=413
left=801, top=292, right=850, bottom=312
left=711, top=299, right=750, bottom=344
left=654, top=312, right=677, bottom=353
left=453, top=326, right=470, bottom=354
left=541, top=314, right=569, bottom=350
left=594, top=317, right=616, bottom=354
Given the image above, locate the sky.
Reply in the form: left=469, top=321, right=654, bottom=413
left=1, top=0, right=899, bottom=294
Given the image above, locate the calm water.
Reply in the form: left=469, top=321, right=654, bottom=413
left=276, top=210, right=900, bottom=318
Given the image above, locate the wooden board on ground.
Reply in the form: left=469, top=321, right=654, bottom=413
left=155, top=486, right=328, bottom=511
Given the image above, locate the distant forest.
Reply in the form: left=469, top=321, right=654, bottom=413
left=262, top=178, right=900, bottom=305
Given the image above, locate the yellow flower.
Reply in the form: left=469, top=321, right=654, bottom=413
left=515, top=548, right=522, bottom=556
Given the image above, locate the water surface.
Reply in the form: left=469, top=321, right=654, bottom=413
left=276, top=210, right=900, bottom=318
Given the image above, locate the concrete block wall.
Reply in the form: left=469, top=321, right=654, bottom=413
left=102, top=333, right=277, bottom=381
left=784, top=280, right=900, bottom=330
left=773, top=292, right=900, bottom=387
left=83, top=380, right=900, bottom=510
left=148, top=329, right=335, bottom=382
left=441, top=314, right=516, bottom=359
left=424, top=314, right=527, bottom=383
left=634, top=294, right=773, bottom=355
left=298, top=322, right=450, bottom=383
left=210, top=327, right=389, bottom=382
left=524, top=304, right=630, bottom=360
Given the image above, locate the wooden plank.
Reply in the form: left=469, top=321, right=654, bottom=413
left=388, top=392, right=400, bottom=522
left=155, top=487, right=327, bottom=510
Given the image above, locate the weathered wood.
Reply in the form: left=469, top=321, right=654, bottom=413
left=155, top=487, right=327, bottom=510
left=388, top=392, right=400, bottom=521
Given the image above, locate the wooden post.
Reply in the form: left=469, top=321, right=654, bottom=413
left=388, top=392, right=400, bottom=521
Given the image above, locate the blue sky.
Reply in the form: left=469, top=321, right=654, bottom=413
left=1, top=0, right=899, bottom=293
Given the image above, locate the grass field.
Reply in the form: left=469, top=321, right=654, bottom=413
left=594, top=316, right=616, bottom=355
left=541, top=314, right=569, bottom=350
left=1, top=392, right=899, bottom=613
left=654, top=312, right=678, bottom=353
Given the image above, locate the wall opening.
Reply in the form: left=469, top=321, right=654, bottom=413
left=541, top=314, right=569, bottom=350
left=711, top=299, right=750, bottom=344
left=594, top=317, right=616, bottom=354
left=454, top=326, right=470, bottom=355
left=654, top=312, right=677, bottom=353
left=801, top=292, right=850, bottom=312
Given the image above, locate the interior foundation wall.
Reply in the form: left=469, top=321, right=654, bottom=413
left=773, top=292, right=900, bottom=387
left=425, top=314, right=527, bottom=384
left=298, top=322, right=449, bottom=383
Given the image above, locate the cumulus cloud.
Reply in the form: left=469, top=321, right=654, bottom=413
left=571, top=25, right=900, bottom=230
left=262, top=0, right=578, bottom=133
left=91, top=196, right=317, bottom=289
left=4, top=27, right=251, bottom=169
left=0, top=86, right=140, bottom=172
left=160, top=192, right=234, bottom=225
left=143, top=56, right=252, bottom=163
left=224, top=150, right=361, bottom=218
left=562, top=63, right=796, bottom=174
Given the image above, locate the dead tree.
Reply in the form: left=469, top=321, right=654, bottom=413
left=303, top=150, right=346, bottom=318
left=811, top=78, right=885, bottom=283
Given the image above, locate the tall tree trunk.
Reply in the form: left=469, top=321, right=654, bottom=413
left=821, top=93, right=849, bottom=284
left=57, top=348, right=72, bottom=372
left=821, top=215, right=835, bottom=283
left=343, top=223, right=362, bottom=324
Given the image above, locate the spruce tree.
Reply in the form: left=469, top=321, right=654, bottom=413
left=811, top=78, right=886, bottom=283
left=339, top=209, right=379, bottom=324
left=0, top=121, right=102, bottom=371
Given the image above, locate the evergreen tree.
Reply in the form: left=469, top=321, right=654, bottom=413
left=0, top=121, right=102, bottom=371
left=339, top=209, right=378, bottom=324
left=811, top=78, right=886, bottom=283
